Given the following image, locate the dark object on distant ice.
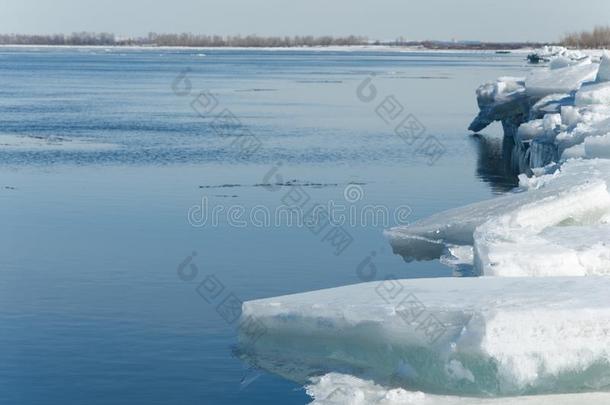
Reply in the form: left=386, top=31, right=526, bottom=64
left=235, top=88, right=278, bottom=92
left=253, top=180, right=340, bottom=188
left=199, top=184, right=241, bottom=188
left=295, top=80, right=343, bottom=84
left=198, top=180, right=363, bottom=189
left=527, top=53, right=548, bottom=64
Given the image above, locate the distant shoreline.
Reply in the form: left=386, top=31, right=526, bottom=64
left=0, top=33, right=549, bottom=50
left=0, top=44, right=539, bottom=53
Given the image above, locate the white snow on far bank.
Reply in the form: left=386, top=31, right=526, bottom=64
left=0, top=44, right=558, bottom=54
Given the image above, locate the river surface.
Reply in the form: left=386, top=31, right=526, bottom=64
left=0, top=47, right=530, bottom=404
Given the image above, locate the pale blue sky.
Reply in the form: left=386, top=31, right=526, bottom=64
left=1, top=0, right=609, bottom=42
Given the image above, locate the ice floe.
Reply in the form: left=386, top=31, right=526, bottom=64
left=240, top=276, right=610, bottom=396
left=387, top=159, right=610, bottom=276
left=525, top=62, right=596, bottom=98
left=0, top=134, right=118, bottom=151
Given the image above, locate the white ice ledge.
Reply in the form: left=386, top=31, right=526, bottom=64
left=240, top=276, right=610, bottom=396
left=387, top=159, right=610, bottom=276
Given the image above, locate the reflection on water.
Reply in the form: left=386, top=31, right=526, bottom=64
left=471, top=133, right=520, bottom=194
left=387, top=133, right=521, bottom=272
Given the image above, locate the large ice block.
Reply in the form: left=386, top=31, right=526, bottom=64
left=387, top=159, right=610, bottom=276
left=240, top=277, right=610, bottom=396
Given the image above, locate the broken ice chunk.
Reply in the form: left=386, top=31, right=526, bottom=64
left=388, top=159, right=610, bottom=276
left=575, top=81, right=610, bottom=106
left=584, top=134, right=610, bottom=159
left=468, top=77, right=527, bottom=133
left=525, top=63, right=597, bottom=98
left=474, top=180, right=610, bottom=276
left=595, top=52, right=610, bottom=82
left=240, top=277, right=610, bottom=396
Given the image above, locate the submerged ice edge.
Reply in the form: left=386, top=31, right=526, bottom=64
left=306, top=372, right=610, bottom=405
left=387, top=159, right=610, bottom=275
left=472, top=178, right=610, bottom=276
left=239, top=277, right=610, bottom=397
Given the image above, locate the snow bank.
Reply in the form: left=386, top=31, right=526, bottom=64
left=240, top=277, right=610, bottom=396
left=307, top=373, right=610, bottom=405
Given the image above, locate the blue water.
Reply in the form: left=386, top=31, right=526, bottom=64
left=0, top=47, right=529, bottom=404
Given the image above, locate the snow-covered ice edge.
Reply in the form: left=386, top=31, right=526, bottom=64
left=307, top=373, right=610, bottom=405
left=241, top=277, right=610, bottom=397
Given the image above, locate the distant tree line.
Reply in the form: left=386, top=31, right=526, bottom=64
left=0, top=31, right=550, bottom=49
left=561, top=26, right=610, bottom=48
left=147, top=33, right=368, bottom=47
left=0, top=32, right=118, bottom=46
left=0, top=32, right=369, bottom=47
